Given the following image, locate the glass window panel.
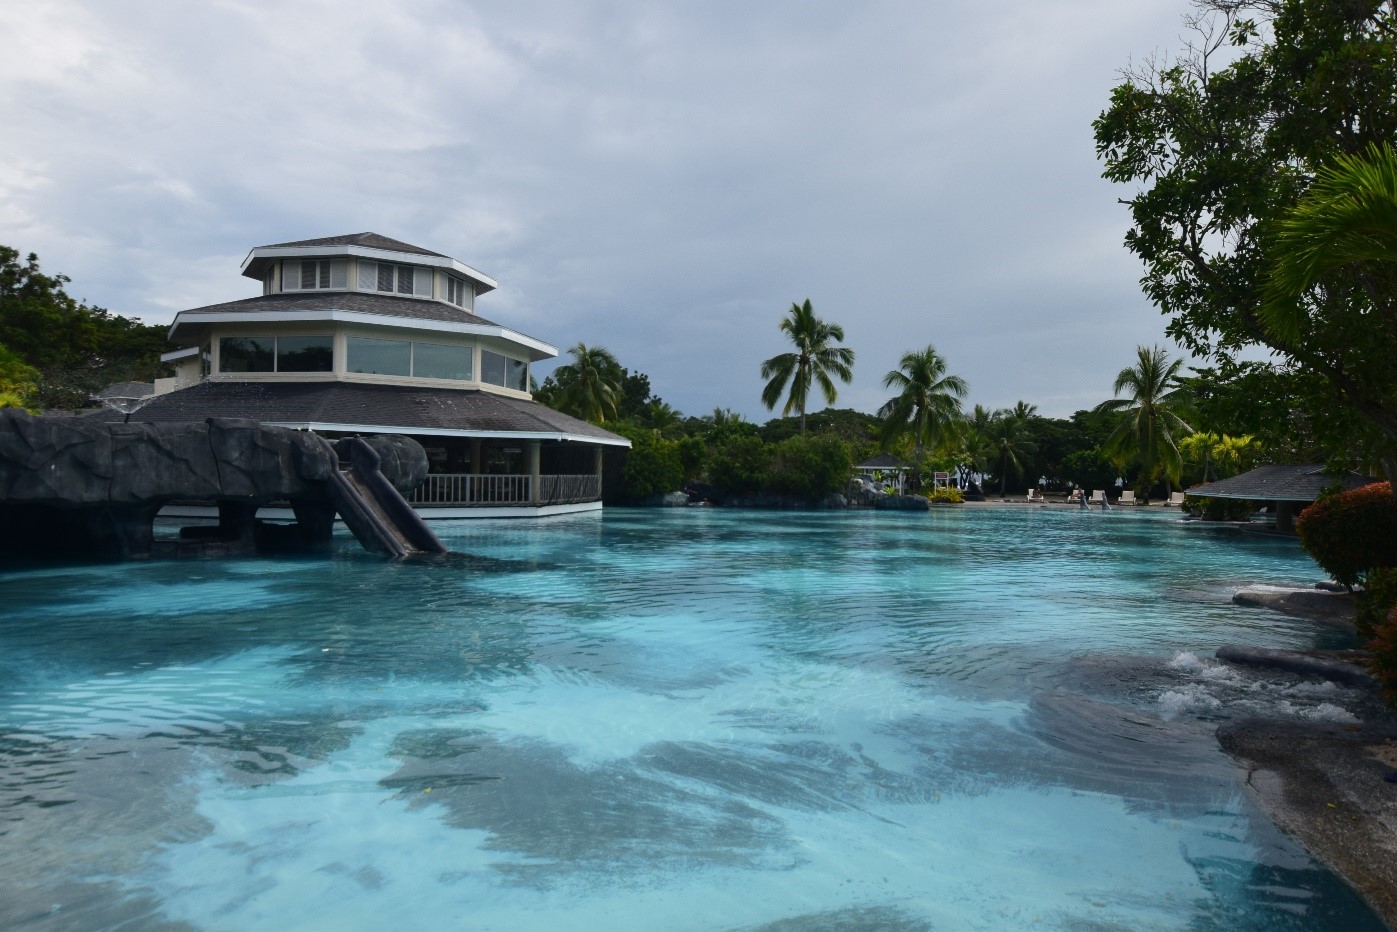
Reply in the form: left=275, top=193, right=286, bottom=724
left=347, top=337, right=411, bottom=376
left=377, top=264, right=395, bottom=292
left=277, top=335, right=333, bottom=372
left=481, top=349, right=507, bottom=386
left=506, top=358, right=528, bottom=391
left=357, top=261, right=376, bottom=291
left=412, top=342, right=472, bottom=381
left=318, top=262, right=330, bottom=288
left=397, top=265, right=414, bottom=295
left=300, top=261, right=316, bottom=289
left=220, top=336, right=274, bottom=373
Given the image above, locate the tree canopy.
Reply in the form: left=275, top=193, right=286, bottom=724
left=1093, top=0, right=1397, bottom=478
left=759, top=299, right=855, bottom=434
left=0, top=246, right=169, bottom=409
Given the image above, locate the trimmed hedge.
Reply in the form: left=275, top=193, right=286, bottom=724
left=1295, top=482, right=1397, bottom=587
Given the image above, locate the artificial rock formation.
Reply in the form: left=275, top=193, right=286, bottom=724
left=0, top=410, right=428, bottom=559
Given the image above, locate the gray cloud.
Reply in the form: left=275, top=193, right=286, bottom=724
left=0, top=0, right=1192, bottom=418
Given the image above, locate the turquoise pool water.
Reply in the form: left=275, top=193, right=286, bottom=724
left=0, top=506, right=1384, bottom=929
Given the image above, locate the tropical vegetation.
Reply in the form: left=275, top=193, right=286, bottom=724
left=759, top=299, right=855, bottom=434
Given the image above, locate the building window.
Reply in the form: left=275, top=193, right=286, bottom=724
left=446, top=276, right=470, bottom=307
left=288, top=260, right=346, bottom=291
left=412, top=342, right=473, bottom=381
left=220, top=336, right=274, bottom=373
left=347, top=337, right=412, bottom=376
left=347, top=337, right=473, bottom=381
left=276, top=335, right=333, bottom=372
left=481, top=350, right=527, bottom=391
left=220, top=335, right=332, bottom=373
left=359, top=262, right=431, bottom=298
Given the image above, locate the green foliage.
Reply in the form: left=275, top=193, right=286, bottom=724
left=927, top=486, right=964, bottom=504
left=1181, top=494, right=1255, bottom=521
left=1295, top=482, right=1397, bottom=586
left=1178, top=432, right=1263, bottom=483
left=545, top=343, right=624, bottom=423
left=708, top=436, right=772, bottom=497
left=0, top=245, right=168, bottom=409
left=1095, top=346, right=1192, bottom=499
left=609, top=423, right=684, bottom=501
left=1094, top=0, right=1397, bottom=475
left=1362, top=581, right=1397, bottom=705
left=676, top=435, right=706, bottom=479
left=760, top=299, right=855, bottom=433
left=765, top=435, right=852, bottom=502
left=1356, top=567, right=1397, bottom=641
left=877, top=344, right=967, bottom=487
left=0, top=342, right=39, bottom=411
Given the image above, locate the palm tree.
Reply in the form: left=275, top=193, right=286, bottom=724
left=760, top=299, right=855, bottom=434
left=877, top=344, right=966, bottom=489
left=951, top=404, right=996, bottom=493
left=1095, top=345, right=1193, bottom=502
left=989, top=408, right=1038, bottom=497
left=1261, top=142, right=1397, bottom=344
left=553, top=343, right=623, bottom=423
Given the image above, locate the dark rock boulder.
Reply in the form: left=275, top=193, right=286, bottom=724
left=874, top=494, right=930, bottom=512
left=0, top=411, right=429, bottom=560
left=334, top=434, right=427, bottom=494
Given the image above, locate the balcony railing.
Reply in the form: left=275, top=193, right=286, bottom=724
left=406, top=473, right=600, bottom=507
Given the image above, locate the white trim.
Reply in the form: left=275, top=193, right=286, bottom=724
left=241, top=244, right=497, bottom=292
left=171, top=309, right=556, bottom=360
left=160, top=346, right=200, bottom=362
left=268, top=420, right=631, bottom=447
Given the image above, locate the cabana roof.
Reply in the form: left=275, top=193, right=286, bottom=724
left=1186, top=463, right=1378, bottom=502
left=855, top=454, right=907, bottom=471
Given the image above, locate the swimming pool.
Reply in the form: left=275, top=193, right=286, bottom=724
left=0, top=507, right=1383, bottom=928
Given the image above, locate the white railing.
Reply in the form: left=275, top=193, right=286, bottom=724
left=407, top=473, right=600, bottom=507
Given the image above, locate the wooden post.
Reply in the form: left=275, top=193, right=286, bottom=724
left=470, top=439, right=483, bottom=474
left=594, top=446, right=604, bottom=500
left=528, top=440, right=541, bottom=506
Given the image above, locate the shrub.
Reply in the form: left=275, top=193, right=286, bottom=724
left=927, top=486, right=964, bottom=504
left=1295, top=482, right=1397, bottom=587
left=1357, top=567, right=1397, bottom=641
left=1181, top=494, right=1254, bottom=521
left=708, top=436, right=771, bottom=498
left=1364, top=597, right=1397, bottom=706
left=765, top=435, right=851, bottom=502
left=610, top=423, right=684, bottom=501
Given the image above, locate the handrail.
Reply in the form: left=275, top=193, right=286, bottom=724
left=407, top=473, right=600, bottom=507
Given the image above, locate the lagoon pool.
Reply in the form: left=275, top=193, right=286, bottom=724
left=0, top=506, right=1384, bottom=929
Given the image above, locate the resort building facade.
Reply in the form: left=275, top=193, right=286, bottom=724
left=130, top=233, right=628, bottom=517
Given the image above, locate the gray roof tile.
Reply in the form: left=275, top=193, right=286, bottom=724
left=259, top=232, right=445, bottom=257
left=1186, top=464, right=1379, bottom=502
left=175, top=291, right=500, bottom=328
left=113, top=381, right=629, bottom=444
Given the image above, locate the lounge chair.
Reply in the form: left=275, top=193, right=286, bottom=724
left=1167, top=491, right=1185, bottom=506
left=1090, top=490, right=1105, bottom=503
left=1026, top=489, right=1043, bottom=502
left=1120, top=490, right=1136, bottom=505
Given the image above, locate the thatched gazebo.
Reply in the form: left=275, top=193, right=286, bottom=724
left=1186, top=464, right=1379, bottom=532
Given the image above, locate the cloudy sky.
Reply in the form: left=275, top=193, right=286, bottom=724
left=1, top=0, right=1196, bottom=420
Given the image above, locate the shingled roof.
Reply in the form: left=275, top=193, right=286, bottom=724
left=259, top=233, right=445, bottom=257
left=173, top=290, right=500, bottom=329
left=107, top=381, right=629, bottom=445
left=1186, top=464, right=1379, bottom=502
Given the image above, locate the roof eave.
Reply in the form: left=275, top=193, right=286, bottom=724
left=167, top=308, right=557, bottom=361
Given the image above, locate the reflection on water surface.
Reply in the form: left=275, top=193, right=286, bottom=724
left=0, top=507, right=1384, bottom=929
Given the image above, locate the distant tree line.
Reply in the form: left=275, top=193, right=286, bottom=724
left=0, top=246, right=169, bottom=410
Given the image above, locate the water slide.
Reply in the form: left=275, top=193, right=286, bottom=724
left=318, top=436, right=448, bottom=558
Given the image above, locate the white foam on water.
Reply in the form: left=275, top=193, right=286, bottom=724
left=1158, top=685, right=1224, bottom=719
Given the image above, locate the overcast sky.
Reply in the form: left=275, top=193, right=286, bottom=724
left=0, top=0, right=1198, bottom=420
